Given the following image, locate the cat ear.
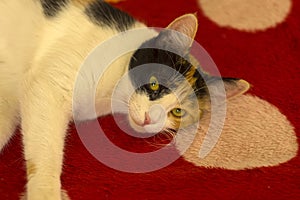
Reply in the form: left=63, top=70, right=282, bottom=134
left=222, top=78, right=250, bottom=99
left=155, top=14, right=198, bottom=55
left=206, top=78, right=250, bottom=100
left=166, top=13, right=198, bottom=44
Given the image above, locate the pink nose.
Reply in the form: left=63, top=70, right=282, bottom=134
left=144, top=112, right=151, bottom=125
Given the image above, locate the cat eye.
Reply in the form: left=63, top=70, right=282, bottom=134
left=149, top=76, right=159, bottom=91
left=171, top=108, right=186, bottom=118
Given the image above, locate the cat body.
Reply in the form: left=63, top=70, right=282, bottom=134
left=0, top=1, right=249, bottom=199
left=0, top=1, right=146, bottom=199
left=0, top=0, right=146, bottom=122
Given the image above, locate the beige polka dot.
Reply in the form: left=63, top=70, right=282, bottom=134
left=198, top=0, right=292, bottom=32
left=176, top=95, right=298, bottom=170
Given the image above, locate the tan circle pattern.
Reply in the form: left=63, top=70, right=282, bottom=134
left=198, top=0, right=292, bottom=32
left=178, top=94, right=298, bottom=170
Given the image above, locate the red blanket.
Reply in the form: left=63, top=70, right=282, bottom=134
left=1, top=0, right=299, bottom=199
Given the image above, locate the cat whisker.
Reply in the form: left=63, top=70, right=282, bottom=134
left=193, top=85, right=209, bottom=93
left=143, top=131, right=175, bottom=148
left=165, top=51, right=176, bottom=68
left=163, top=128, right=177, bottom=140
left=132, top=55, right=137, bottom=62
left=143, top=138, right=166, bottom=148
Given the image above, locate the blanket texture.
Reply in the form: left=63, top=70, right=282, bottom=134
left=0, top=0, right=299, bottom=199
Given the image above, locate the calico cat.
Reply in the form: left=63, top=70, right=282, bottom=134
left=0, top=0, right=249, bottom=199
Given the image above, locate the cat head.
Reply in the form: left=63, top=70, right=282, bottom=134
left=127, top=14, right=250, bottom=134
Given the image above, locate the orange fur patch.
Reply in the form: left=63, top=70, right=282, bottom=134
left=185, top=65, right=197, bottom=85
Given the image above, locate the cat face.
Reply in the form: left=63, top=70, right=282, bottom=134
left=126, top=14, right=249, bottom=134
left=127, top=48, right=203, bottom=134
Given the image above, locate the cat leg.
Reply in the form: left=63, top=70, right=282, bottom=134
left=20, top=190, right=69, bottom=200
left=20, top=80, right=71, bottom=200
left=0, top=93, right=19, bottom=151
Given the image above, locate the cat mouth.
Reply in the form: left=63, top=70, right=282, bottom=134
left=128, top=114, right=165, bottom=134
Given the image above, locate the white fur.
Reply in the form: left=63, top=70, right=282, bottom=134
left=0, top=1, right=147, bottom=199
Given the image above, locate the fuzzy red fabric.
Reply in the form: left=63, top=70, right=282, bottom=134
left=1, top=0, right=299, bottom=199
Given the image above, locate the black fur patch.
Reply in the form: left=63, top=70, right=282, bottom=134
left=85, top=1, right=135, bottom=31
left=128, top=46, right=209, bottom=101
left=40, top=0, right=69, bottom=17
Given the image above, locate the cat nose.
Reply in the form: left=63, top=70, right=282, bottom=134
left=144, top=112, right=151, bottom=125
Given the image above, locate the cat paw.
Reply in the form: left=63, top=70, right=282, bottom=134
left=20, top=189, right=70, bottom=200
left=61, top=190, right=70, bottom=200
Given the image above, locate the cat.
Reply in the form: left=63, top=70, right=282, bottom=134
left=0, top=0, right=250, bottom=199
